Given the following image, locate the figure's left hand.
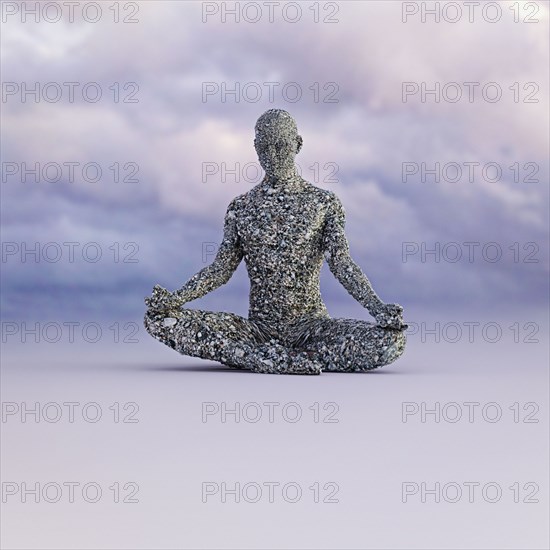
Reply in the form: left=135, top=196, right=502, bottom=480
left=375, top=303, right=407, bottom=330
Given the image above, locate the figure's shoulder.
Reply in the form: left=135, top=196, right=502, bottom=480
left=226, top=192, right=249, bottom=214
left=299, top=181, right=331, bottom=200
left=305, top=184, right=344, bottom=213
left=309, top=187, right=346, bottom=225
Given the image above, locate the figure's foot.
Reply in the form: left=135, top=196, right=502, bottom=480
left=249, top=357, right=322, bottom=375
left=289, top=352, right=323, bottom=375
left=247, top=344, right=322, bottom=375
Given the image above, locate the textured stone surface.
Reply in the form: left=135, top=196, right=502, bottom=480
left=144, top=109, right=406, bottom=374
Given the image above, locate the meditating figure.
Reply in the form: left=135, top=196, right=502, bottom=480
left=144, top=109, right=406, bottom=374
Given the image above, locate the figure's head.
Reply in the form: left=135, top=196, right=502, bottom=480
left=254, top=109, right=303, bottom=178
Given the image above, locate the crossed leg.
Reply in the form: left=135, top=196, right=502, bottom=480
left=143, top=308, right=321, bottom=374
left=144, top=309, right=406, bottom=374
left=290, top=317, right=407, bottom=372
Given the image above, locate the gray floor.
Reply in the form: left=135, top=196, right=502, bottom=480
left=1, top=311, right=548, bottom=549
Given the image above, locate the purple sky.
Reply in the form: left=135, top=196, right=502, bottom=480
left=1, top=0, right=548, bottom=320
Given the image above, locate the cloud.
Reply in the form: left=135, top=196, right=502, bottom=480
left=2, top=1, right=548, bottom=319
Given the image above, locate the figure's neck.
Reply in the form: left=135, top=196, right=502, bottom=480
left=263, top=166, right=300, bottom=187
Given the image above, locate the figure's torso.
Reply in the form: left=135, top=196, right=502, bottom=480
left=233, top=178, right=332, bottom=326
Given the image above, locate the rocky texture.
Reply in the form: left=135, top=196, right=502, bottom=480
left=145, top=109, right=406, bottom=374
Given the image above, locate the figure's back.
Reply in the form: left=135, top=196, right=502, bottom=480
left=233, top=177, right=332, bottom=324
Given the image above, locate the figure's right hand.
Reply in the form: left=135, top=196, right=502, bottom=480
left=144, top=284, right=184, bottom=314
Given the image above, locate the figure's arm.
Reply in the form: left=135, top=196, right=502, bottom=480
left=322, top=194, right=404, bottom=328
left=322, top=194, right=383, bottom=314
left=174, top=199, right=243, bottom=303
left=145, top=200, right=243, bottom=312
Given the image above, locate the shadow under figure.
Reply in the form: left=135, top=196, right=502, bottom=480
left=144, top=109, right=407, bottom=375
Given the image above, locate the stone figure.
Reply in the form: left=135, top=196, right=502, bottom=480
left=145, top=109, right=406, bottom=374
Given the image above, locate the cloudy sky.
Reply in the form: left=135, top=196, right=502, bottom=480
left=1, top=0, right=548, bottom=321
